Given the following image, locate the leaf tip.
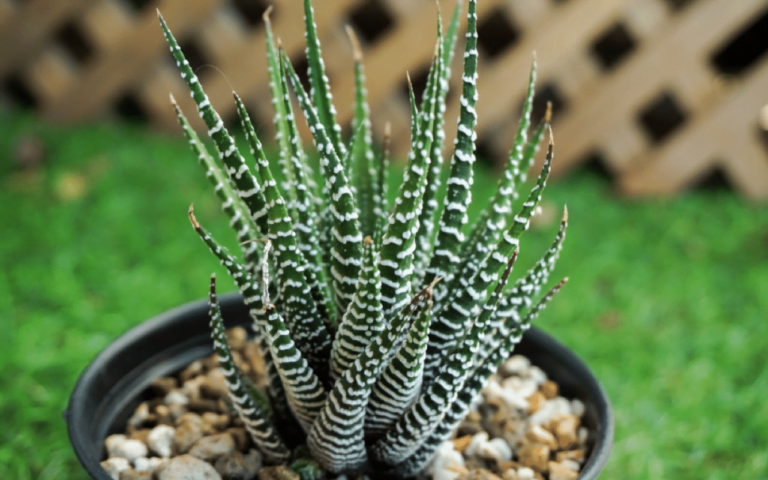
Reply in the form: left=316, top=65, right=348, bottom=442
left=545, top=101, right=552, bottom=123
left=364, top=235, right=373, bottom=245
left=263, top=5, right=273, bottom=25
left=562, top=205, right=568, bottom=223
left=345, top=25, right=363, bottom=62
left=188, top=203, right=200, bottom=229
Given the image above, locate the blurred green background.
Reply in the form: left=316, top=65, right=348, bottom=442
left=1, top=109, right=767, bottom=480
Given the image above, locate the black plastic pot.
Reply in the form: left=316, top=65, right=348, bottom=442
left=67, top=292, right=613, bottom=479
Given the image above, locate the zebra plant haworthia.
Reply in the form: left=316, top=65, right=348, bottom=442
left=159, top=0, right=569, bottom=476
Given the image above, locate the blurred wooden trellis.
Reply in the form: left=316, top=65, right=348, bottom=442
left=1, top=0, right=768, bottom=199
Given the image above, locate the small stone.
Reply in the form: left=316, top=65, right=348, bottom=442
left=243, top=342, right=268, bottom=387
left=225, top=327, right=248, bottom=351
left=203, top=412, right=230, bottom=431
left=157, top=454, right=222, bottom=480
left=257, top=466, right=299, bottom=480
left=201, top=370, right=230, bottom=399
left=501, top=376, right=538, bottom=399
left=183, top=375, right=208, bottom=400
left=127, top=403, right=150, bottom=429
left=147, top=424, right=175, bottom=458
left=528, top=398, right=571, bottom=425
left=485, top=438, right=513, bottom=462
left=189, top=433, right=236, bottom=462
left=551, top=415, right=580, bottom=450
left=516, top=444, right=549, bottom=473
left=120, top=470, right=152, bottom=480
left=525, top=424, right=558, bottom=451
left=499, top=356, right=530, bottom=377
left=150, top=377, right=178, bottom=396
left=427, top=441, right=466, bottom=480
left=101, top=457, right=131, bottom=480
left=528, top=366, right=547, bottom=387
left=570, top=399, right=585, bottom=417
left=464, top=432, right=489, bottom=458
left=452, top=435, right=473, bottom=453
left=227, top=428, right=251, bottom=452
left=457, top=468, right=502, bottom=480
left=173, top=415, right=204, bottom=454
left=214, top=449, right=262, bottom=480
left=540, top=380, right=558, bottom=399
left=169, top=402, right=187, bottom=420
left=527, top=392, right=546, bottom=415
left=516, top=467, right=535, bottom=480
left=165, top=390, right=189, bottom=406
left=547, top=461, right=579, bottom=480
left=578, top=426, right=589, bottom=445
left=555, top=450, right=585, bottom=464
left=179, top=360, right=205, bottom=383
left=105, top=434, right=148, bottom=462
left=187, top=398, right=224, bottom=414
left=502, top=468, right=519, bottom=480
left=129, top=429, right=151, bottom=444
left=560, top=459, right=581, bottom=472
left=155, top=404, right=174, bottom=425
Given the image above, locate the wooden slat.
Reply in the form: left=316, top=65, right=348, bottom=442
left=619, top=59, right=768, bottom=200
left=0, top=0, right=97, bottom=78
left=550, top=0, right=767, bottom=176
left=43, top=0, right=226, bottom=123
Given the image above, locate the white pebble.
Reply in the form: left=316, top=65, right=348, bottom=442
left=488, top=437, right=513, bottom=461
left=100, top=457, right=130, bottom=480
left=517, top=467, right=535, bottom=480
left=464, top=431, right=489, bottom=457
left=426, top=441, right=465, bottom=480
left=529, top=397, right=571, bottom=425
left=500, top=355, right=530, bottom=376
left=528, top=365, right=547, bottom=386
left=578, top=426, right=589, bottom=444
left=134, top=457, right=151, bottom=471
left=147, top=424, right=176, bottom=458
left=501, top=376, right=538, bottom=398
left=105, top=434, right=148, bottom=461
left=561, top=459, right=581, bottom=472
left=571, top=399, right=585, bottom=417
left=164, top=390, right=189, bottom=405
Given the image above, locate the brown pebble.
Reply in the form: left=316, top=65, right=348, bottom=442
left=457, top=468, right=503, bottom=480
left=226, top=327, right=248, bottom=351
left=517, top=444, right=550, bottom=473
left=129, top=429, right=151, bottom=444
left=551, top=415, right=580, bottom=450
left=155, top=405, right=173, bottom=426
left=453, top=435, right=473, bottom=453
left=525, top=424, right=558, bottom=451
left=527, top=392, right=547, bottom=415
left=555, top=450, right=585, bottom=463
left=172, top=414, right=204, bottom=454
left=203, top=412, right=230, bottom=432
left=187, top=398, right=223, bottom=414
left=227, top=427, right=251, bottom=452
left=119, top=470, right=152, bottom=480
left=258, top=465, right=299, bottom=480
left=548, top=461, right=579, bottom=480
left=189, top=432, right=235, bottom=462
left=179, top=360, right=205, bottom=383
left=540, top=380, right=558, bottom=399
left=150, top=377, right=178, bottom=396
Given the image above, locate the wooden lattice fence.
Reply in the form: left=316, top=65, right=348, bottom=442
left=2, top=0, right=768, bottom=199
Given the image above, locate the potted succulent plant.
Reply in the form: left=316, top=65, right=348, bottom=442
left=67, top=0, right=613, bottom=479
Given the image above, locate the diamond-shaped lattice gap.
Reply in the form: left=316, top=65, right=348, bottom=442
left=348, top=0, right=394, bottom=45
left=231, top=0, right=271, bottom=29
left=115, top=92, right=148, bottom=123
left=178, top=38, right=212, bottom=80
left=474, top=136, right=499, bottom=171
left=575, top=150, right=614, bottom=182
left=123, top=0, right=156, bottom=13
left=711, top=5, right=768, bottom=76
left=56, top=21, right=93, bottom=65
left=291, top=54, right=314, bottom=96
left=662, top=0, right=699, bottom=12
left=3, top=74, right=37, bottom=109
left=637, top=91, right=687, bottom=144
left=477, top=7, right=519, bottom=59
left=590, top=22, right=636, bottom=71
left=690, top=164, right=732, bottom=192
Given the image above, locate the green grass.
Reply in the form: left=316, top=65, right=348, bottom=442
left=1, top=111, right=767, bottom=479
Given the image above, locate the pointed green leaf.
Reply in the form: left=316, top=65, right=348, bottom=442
left=302, top=0, right=345, bottom=160
left=306, top=282, right=433, bottom=473
left=282, top=49, right=364, bottom=316
left=330, top=236, right=384, bottom=381
left=234, top=94, right=333, bottom=370
left=208, top=274, right=290, bottom=462
left=373, top=122, right=392, bottom=247
left=158, top=13, right=268, bottom=235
